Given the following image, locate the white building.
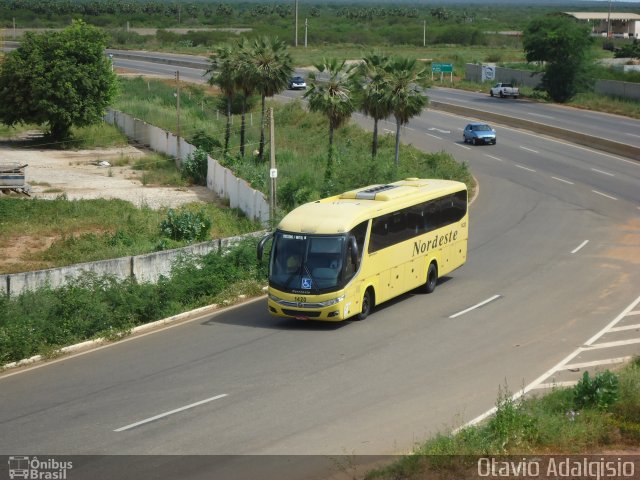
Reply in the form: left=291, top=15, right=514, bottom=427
left=565, top=12, right=640, bottom=39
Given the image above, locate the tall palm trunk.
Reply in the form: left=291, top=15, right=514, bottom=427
left=372, top=118, right=379, bottom=159
left=224, top=95, right=232, bottom=157
left=394, top=116, right=401, bottom=167
left=259, top=94, right=266, bottom=161
left=326, top=125, right=334, bottom=183
left=240, top=94, right=247, bottom=157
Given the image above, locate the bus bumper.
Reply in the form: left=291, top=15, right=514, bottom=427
left=266, top=290, right=349, bottom=321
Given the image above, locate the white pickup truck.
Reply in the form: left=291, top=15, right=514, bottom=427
left=490, top=83, right=519, bottom=98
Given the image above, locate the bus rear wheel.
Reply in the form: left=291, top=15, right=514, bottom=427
left=422, top=262, right=438, bottom=294
left=356, top=289, right=374, bottom=320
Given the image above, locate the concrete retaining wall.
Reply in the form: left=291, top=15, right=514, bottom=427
left=104, top=109, right=269, bottom=223
left=0, top=232, right=266, bottom=297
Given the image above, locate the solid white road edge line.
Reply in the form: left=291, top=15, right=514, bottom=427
left=449, top=295, right=501, bottom=319
left=114, top=394, right=228, bottom=432
left=531, top=381, right=578, bottom=390
left=571, top=240, right=589, bottom=254
left=452, top=294, right=640, bottom=434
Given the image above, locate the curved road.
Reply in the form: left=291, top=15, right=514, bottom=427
left=1, top=53, right=639, bottom=479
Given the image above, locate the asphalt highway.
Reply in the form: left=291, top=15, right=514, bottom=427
left=1, top=53, right=639, bottom=480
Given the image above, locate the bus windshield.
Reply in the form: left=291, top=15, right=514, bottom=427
left=270, top=231, right=347, bottom=293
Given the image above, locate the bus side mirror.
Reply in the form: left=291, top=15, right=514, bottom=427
left=349, top=235, right=359, bottom=268
left=257, top=233, right=273, bottom=261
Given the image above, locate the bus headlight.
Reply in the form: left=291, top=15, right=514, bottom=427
left=317, top=295, right=344, bottom=307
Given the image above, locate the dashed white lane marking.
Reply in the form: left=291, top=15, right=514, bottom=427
left=571, top=240, right=589, bottom=254
left=525, top=112, right=555, bottom=120
left=454, top=294, right=640, bottom=433
left=552, top=176, right=574, bottom=185
left=426, top=133, right=442, bottom=140
left=449, top=295, right=501, bottom=319
left=114, top=394, right=228, bottom=432
left=592, top=190, right=618, bottom=200
left=485, top=154, right=503, bottom=162
left=591, top=168, right=615, bottom=177
left=520, top=146, right=539, bottom=153
left=516, top=164, right=536, bottom=172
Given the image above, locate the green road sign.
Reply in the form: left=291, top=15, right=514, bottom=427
left=432, top=63, right=453, bottom=73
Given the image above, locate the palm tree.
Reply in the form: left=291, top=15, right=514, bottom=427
left=249, top=36, right=293, bottom=161
left=304, top=58, right=355, bottom=185
left=383, top=57, right=429, bottom=167
left=206, top=44, right=238, bottom=158
left=350, top=53, right=392, bottom=159
left=235, top=38, right=257, bottom=158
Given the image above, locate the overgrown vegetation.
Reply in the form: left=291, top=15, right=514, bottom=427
left=0, top=238, right=267, bottom=364
left=113, top=77, right=474, bottom=215
left=368, top=359, right=640, bottom=479
left=0, top=196, right=259, bottom=273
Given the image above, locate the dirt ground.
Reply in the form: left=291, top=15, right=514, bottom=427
left=0, top=136, right=220, bottom=273
left=0, top=136, right=217, bottom=209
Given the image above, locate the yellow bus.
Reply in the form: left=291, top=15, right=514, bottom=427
left=257, top=178, right=468, bottom=321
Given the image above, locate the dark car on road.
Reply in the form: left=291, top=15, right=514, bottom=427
left=463, top=122, right=497, bottom=145
left=288, top=76, right=307, bottom=90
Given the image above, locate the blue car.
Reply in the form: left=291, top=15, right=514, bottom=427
left=463, top=123, right=496, bottom=145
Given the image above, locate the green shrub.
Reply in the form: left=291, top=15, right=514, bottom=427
left=190, top=130, right=222, bottom=155
left=573, top=370, right=619, bottom=411
left=159, top=208, right=212, bottom=242
left=181, top=148, right=208, bottom=185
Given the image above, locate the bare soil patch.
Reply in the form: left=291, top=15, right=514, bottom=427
left=0, top=137, right=217, bottom=209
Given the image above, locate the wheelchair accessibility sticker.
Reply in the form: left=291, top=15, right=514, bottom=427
left=301, top=277, right=312, bottom=289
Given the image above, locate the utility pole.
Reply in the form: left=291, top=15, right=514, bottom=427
left=607, top=0, right=612, bottom=38
left=269, top=108, right=277, bottom=226
left=423, top=20, right=426, bottom=47
left=294, top=0, right=299, bottom=47
left=305, top=18, right=308, bottom=47
left=175, top=71, right=181, bottom=139
left=175, top=71, right=182, bottom=164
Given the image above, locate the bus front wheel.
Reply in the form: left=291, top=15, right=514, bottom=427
left=423, top=262, right=438, bottom=294
left=356, top=289, right=374, bottom=320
